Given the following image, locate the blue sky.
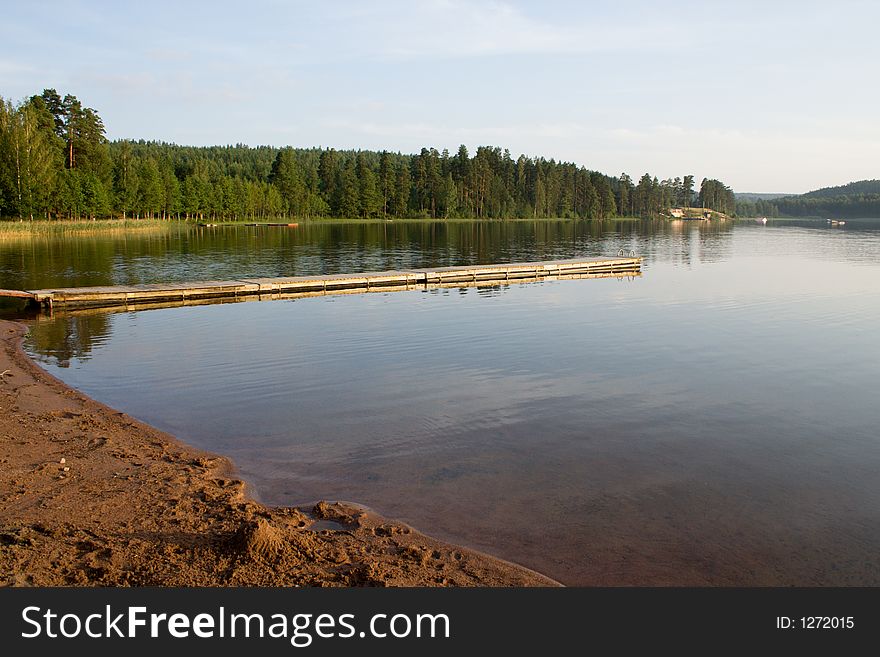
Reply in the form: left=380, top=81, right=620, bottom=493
left=2, top=0, right=878, bottom=192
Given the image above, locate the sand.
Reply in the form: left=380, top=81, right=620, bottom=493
left=0, top=320, right=557, bottom=587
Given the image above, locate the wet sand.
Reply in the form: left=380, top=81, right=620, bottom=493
left=0, top=320, right=557, bottom=587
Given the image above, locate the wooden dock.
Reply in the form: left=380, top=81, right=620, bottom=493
left=2, top=257, right=641, bottom=312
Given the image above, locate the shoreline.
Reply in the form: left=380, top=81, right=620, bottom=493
left=0, top=319, right=558, bottom=587
left=0, top=216, right=645, bottom=233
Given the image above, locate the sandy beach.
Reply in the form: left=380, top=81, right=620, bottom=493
left=0, top=319, right=556, bottom=587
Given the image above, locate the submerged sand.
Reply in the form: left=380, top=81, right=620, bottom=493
left=0, top=320, right=556, bottom=587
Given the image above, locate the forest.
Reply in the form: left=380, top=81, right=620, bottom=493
left=1, top=89, right=735, bottom=221
left=736, top=180, right=880, bottom=218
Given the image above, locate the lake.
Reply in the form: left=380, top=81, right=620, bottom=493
left=11, top=218, right=880, bottom=585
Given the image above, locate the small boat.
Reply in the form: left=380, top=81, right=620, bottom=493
left=757, top=217, right=768, bottom=224
left=829, top=219, right=846, bottom=226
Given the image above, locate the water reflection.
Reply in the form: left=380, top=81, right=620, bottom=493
left=20, top=219, right=880, bottom=585
left=26, top=313, right=112, bottom=367
left=2, top=218, right=734, bottom=290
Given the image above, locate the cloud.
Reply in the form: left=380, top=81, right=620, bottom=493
left=145, top=48, right=192, bottom=63
left=607, top=123, right=880, bottom=152
left=333, top=0, right=684, bottom=59
left=319, top=117, right=599, bottom=146
left=0, top=58, right=34, bottom=75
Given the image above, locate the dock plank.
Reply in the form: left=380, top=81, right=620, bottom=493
left=21, top=257, right=641, bottom=311
left=0, top=289, right=36, bottom=299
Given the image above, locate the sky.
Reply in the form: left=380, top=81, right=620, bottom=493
left=2, top=0, right=878, bottom=193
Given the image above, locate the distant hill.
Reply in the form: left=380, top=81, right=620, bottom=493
left=799, top=179, right=880, bottom=199
left=736, top=179, right=880, bottom=218
left=735, top=192, right=792, bottom=201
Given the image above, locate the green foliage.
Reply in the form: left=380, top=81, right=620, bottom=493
left=1, top=87, right=738, bottom=222
left=0, top=98, right=62, bottom=219
left=356, top=153, right=381, bottom=218
left=336, top=160, right=360, bottom=218
left=800, top=180, right=880, bottom=198
left=736, top=180, right=880, bottom=218
left=698, top=178, right=735, bottom=215
left=137, top=157, right=163, bottom=217
left=269, top=148, right=308, bottom=217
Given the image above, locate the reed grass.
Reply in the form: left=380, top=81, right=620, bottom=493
left=0, top=218, right=176, bottom=238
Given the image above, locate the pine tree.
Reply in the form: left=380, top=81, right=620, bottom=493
left=269, top=148, right=307, bottom=217
left=379, top=150, right=394, bottom=216
left=159, top=158, right=180, bottom=219
left=596, top=176, right=617, bottom=218
left=391, top=161, right=410, bottom=217
left=682, top=175, right=694, bottom=207
left=337, top=160, right=360, bottom=218
left=137, top=157, right=163, bottom=218
left=113, top=141, right=136, bottom=218
left=37, top=89, right=65, bottom=138
left=356, top=153, right=381, bottom=218
left=318, top=148, right=338, bottom=211
left=618, top=173, right=634, bottom=217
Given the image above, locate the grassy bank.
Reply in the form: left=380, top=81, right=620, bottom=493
left=0, top=218, right=175, bottom=236
left=1, top=215, right=646, bottom=235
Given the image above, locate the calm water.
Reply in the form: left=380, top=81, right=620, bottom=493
left=1, top=219, right=653, bottom=290
left=14, top=219, right=880, bottom=585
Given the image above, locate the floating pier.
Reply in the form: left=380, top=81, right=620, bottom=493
left=3, top=257, right=641, bottom=312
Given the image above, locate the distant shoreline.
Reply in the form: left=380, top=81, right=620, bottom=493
left=0, top=215, right=646, bottom=231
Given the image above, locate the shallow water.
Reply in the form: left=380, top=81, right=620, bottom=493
left=19, top=219, right=880, bottom=585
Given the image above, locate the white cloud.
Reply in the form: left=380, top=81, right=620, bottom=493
left=319, top=117, right=599, bottom=146
left=337, top=0, right=685, bottom=59
left=145, top=48, right=192, bottom=63
left=0, top=58, right=34, bottom=75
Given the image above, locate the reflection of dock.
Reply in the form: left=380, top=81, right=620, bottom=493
left=3, top=257, right=641, bottom=312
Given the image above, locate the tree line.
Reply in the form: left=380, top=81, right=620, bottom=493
left=736, top=180, right=880, bottom=218
left=1, top=89, right=735, bottom=221
left=736, top=195, right=880, bottom=218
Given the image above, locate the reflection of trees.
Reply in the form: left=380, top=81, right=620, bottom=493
left=3, top=220, right=738, bottom=292
left=24, top=313, right=112, bottom=368
left=1, top=232, right=123, bottom=290
left=293, top=219, right=671, bottom=273
left=643, top=219, right=735, bottom=267
left=693, top=219, right=735, bottom=263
